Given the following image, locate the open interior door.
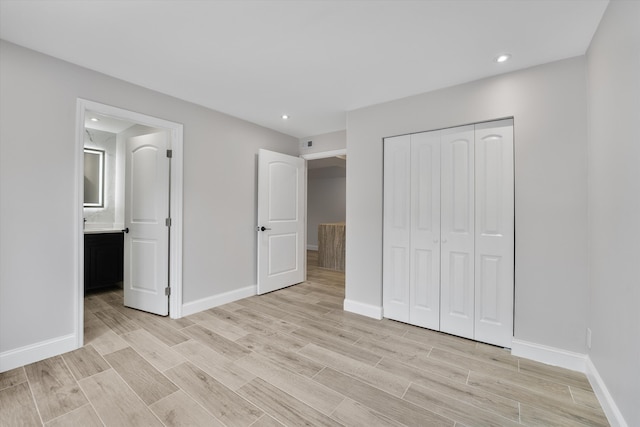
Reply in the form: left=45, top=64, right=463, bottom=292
left=257, top=149, right=306, bottom=294
left=124, top=131, right=170, bottom=315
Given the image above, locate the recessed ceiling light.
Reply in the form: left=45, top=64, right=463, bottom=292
left=495, top=53, right=511, bottom=63
left=281, top=114, right=289, bottom=120
left=90, top=117, right=99, bottom=122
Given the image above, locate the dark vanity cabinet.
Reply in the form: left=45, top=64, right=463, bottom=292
left=84, top=232, right=124, bottom=292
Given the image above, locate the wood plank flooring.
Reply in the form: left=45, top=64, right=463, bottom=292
left=0, top=251, right=608, bottom=426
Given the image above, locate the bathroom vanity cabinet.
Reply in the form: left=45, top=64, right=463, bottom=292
left=84, top=232, right=124, bottom=292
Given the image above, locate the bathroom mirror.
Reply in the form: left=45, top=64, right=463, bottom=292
left=84, top=148, right=104, bottom=207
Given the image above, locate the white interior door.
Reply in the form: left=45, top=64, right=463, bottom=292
left=383, top=135, right=411, bottom=323
left=410, top=131, right=441, bottom=329
left=474, top=119, right=514, bottom=347
left=257, top=149, right=305, bottom=294
left=440, top=125, right=475, bottom=339
left=124, top=131, right=170, bottom=316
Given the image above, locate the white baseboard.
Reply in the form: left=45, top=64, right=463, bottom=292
left=586, top=356, right=629, bottom=427
left=511, top=339, right=587, bottom=372
left=0, top=333, right=77, bottom=373
left=343, top=299, right=383, bottom=320
left=181, top=285, right=256, bottom=317
left=307, top=244, right=318, bottom=251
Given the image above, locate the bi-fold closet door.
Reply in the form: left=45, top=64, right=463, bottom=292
left=383, top=119, right=514, bottom=348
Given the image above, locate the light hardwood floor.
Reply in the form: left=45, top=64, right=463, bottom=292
left=1, top=251, right=608, bottom=426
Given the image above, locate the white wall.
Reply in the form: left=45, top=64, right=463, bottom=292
left=586, top=1, right=640, bottom=425
left=299, top=130, right=346, bottom=154
left=0, top=40, right=298, bottom=363
left=307, top=177, right=346, bottom=248
left=346, top=56, right=589, bottom=353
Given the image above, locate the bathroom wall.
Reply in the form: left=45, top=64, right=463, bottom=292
left=83, top=128, right=117, bottom=227
left=83, top=123, right=162, bottom=230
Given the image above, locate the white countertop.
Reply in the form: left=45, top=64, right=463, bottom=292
left=84, top=228, right=124, bottom=234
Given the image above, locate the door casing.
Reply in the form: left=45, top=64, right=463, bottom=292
left=74, top=99, right=184, bottom=348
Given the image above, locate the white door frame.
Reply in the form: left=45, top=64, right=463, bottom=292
left=74, top=99, right=184, bottom=348
left=300, top=149, right=347, bottom=161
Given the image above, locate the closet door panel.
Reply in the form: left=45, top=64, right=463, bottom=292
left=448, top=251, right=473, bottom=313
left=474, top=120, right=514, bottom=347
left=409, top=131, right=441, bottom=329
left=383, top=135, right=411, bottom=323
left=440, top=125, right=475, bottom=339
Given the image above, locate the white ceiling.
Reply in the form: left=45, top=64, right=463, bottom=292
left=0, top=0, right=608, bottom=138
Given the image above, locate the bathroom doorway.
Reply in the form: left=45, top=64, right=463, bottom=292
left=74, top=99, right=184, bottom=348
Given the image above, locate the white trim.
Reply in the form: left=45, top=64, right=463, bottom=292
left=300, top=148, right=346, bottom=160
left=307, top=244, right=319, bottom=251
left=74, top=102, right=85, bottom=349
left=586, top=357, right=629, bottom=427
left=75, top=99, right=185, bottom=351
left=0, top=334, right=76, bottom=372
left=511, top=338, right=587, bottom=372
left=182, top=286, right=257, bottom=317
left=343, top=299, right=383, bottom=320
left=303, top=158, right=308, bottom=282
left=168, top=122, right=184, bottom=320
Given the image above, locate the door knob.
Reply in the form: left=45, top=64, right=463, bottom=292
left=256, top=226, right=272, bottom=231
left=123, top=228, right=129, bottom=233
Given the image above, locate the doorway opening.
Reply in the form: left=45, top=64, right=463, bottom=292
left=74, top=99, right=184, bottom=348
left=301, top=149, right=346, bottom=279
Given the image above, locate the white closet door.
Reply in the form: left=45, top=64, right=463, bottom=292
left=474, top=119, right=514, bottom=347
left=440, top=125, right=475, bottom=339
left=383, top=135, right=411, bottom=323
left=409, top=131, right=441, bottom=329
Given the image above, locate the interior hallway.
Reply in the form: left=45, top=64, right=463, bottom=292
left=0, top=251, right=607, bottom=426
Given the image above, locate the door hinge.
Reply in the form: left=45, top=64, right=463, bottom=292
left=166, top=218, right=172, bottom=227
left=166, top=149, right=173, bottom=158
left=165, top=286, right=171, bottom=296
